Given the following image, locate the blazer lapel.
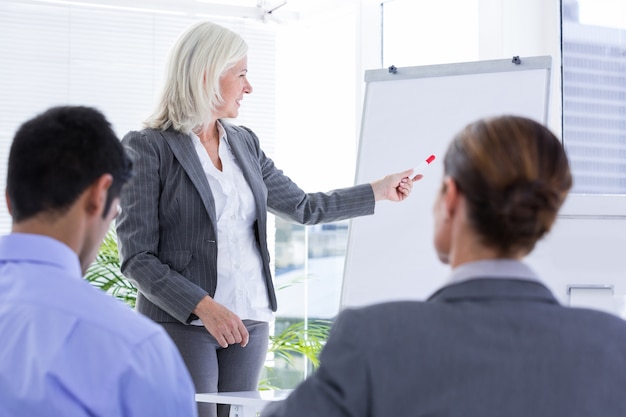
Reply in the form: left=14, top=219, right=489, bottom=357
left=427, top=278, right=560, bottom=305
left=162, top=130, right=218, bottom=225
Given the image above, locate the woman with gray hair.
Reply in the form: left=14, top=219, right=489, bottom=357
left=116, top=21, right=418, bottom=417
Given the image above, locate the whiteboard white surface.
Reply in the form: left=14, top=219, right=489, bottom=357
left=341, top=56, right=552, bottom=308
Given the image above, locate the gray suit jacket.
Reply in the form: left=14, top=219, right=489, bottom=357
left=116, top=123, right=375, bottom=324
left=262, top=278, right=626, bottom=417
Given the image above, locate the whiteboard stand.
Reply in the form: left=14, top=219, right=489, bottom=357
left=341, top=55, right=552, bottom=309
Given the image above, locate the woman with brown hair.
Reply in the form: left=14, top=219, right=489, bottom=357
left=262, top=115, right=626, bottom=417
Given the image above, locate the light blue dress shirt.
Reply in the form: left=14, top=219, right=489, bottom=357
left=0, top=233, right=198, bottom=417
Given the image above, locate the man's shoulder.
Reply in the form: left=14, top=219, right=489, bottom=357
left=0, top=277, right=195, bottom=417
left=72, top=281, right=165, bottom=344
left=21, top=275, right=166, bottom=347
left=1, top=275, right=177, bottom=366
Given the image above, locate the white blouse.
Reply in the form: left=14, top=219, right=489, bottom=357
left=189, top=122, right=274, bottom=324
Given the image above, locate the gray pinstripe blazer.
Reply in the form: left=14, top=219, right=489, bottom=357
left=116, top=123, right=375, bottom=324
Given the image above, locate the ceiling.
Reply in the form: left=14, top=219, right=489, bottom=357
left=26, top=0, right=357, bottom=21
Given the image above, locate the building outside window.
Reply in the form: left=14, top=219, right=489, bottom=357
left=562, top=0, right=626, bottom=193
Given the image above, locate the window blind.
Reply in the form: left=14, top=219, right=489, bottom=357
left=0, top=0, right=276, bottom=234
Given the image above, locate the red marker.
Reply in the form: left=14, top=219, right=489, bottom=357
left=408, top=154, right=436, bottom=179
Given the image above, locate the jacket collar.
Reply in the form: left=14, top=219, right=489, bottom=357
left=161, top=123, right=264, bottom=227
left=427, top=278, right=560, bottom=306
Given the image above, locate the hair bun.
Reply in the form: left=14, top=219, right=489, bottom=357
left=494, top=180, right=561, bottom=244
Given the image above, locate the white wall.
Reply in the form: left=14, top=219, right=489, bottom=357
left=357, top=0, right=562, bottom=135
left=478, top=0, right=562, bottom=134
left=273, top=3, right=360, bottom=191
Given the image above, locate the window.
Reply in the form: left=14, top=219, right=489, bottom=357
left=0, top=0, right=276, bottom=233
left=562, top=0, right=626, bottom=193
left=0, top=0, right=358, bottom=389
left=380, top=0, right=479, bottom=68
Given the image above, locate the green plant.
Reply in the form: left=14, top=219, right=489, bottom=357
left=268, top=319, right=331, bottom=369
left=85, top=228, right=137, bottom=308
left=259, top=318, right=331, bottom=390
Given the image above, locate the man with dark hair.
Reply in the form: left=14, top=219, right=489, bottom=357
left=0, top=106, right=197, bottom=416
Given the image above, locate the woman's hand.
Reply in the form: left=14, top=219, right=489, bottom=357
left=370, top=169, right=421, bottom=202
left=193, top=295, right=249, bottom=348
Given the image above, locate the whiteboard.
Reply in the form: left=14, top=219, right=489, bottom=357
left=341, top=56, right=552, bottom=308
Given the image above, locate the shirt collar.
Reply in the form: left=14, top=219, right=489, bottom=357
left=190, top=121, right=230, bottom=154
left=0, top=233, right=83, bottom=279
left=216, top=120, right=227, bottom=143
left=447, top=259, right=541, bottom=286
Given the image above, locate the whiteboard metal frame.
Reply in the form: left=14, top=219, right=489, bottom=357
left=365, top=56, right=553, bottom=83
left=362, top=55, right=552, bottom=127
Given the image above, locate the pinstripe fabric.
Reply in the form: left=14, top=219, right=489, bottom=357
left=116, top=122, right=375, bottom=324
